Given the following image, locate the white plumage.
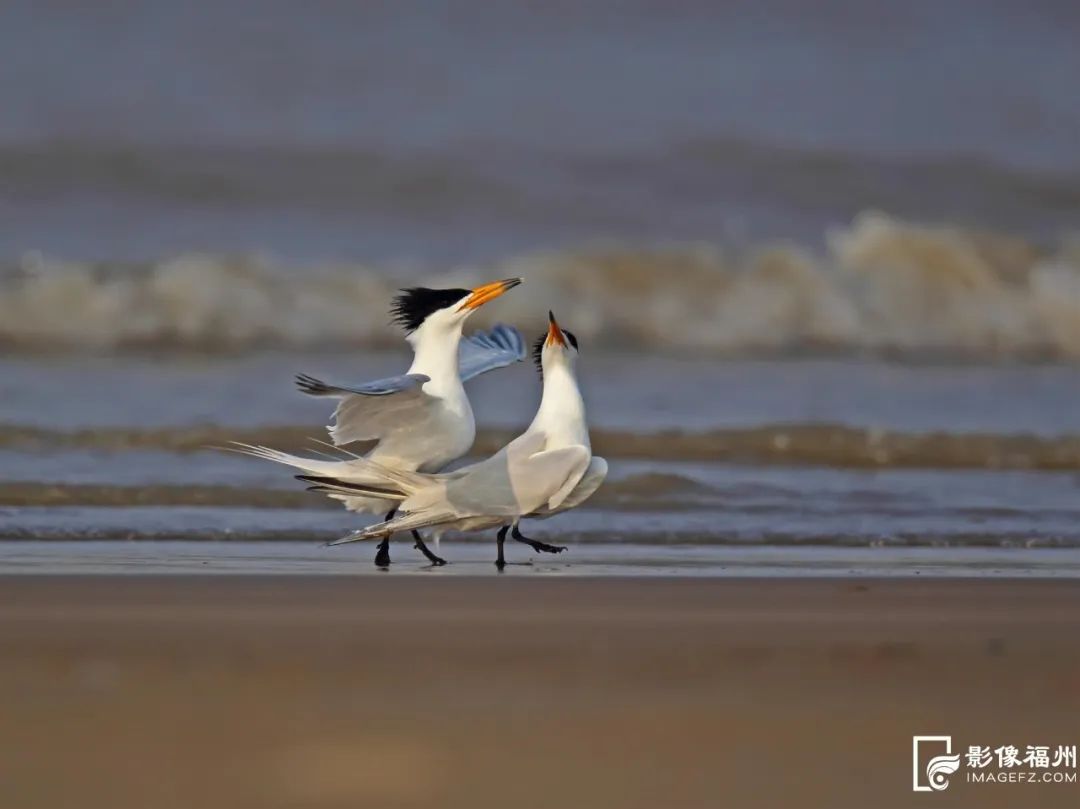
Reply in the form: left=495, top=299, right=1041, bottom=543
left=256, top=279, right=524, bottom=565
left=242, top=311, right=606, bottom=565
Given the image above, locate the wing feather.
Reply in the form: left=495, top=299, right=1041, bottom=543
left=295, top=372, right=429, bottom=398
left=535, top=456, right=607, bottom=515
left=540, top=447, right=593, bottom=510
left=422, top=443, right=589, bottom=517
left=458, top=324, right=526, bottom=382
left=294, top=371, right=438, bottom=446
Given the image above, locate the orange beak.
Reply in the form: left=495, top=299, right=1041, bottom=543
left=545, top=310, right=566, bottom=347
left=458, top=278, right=522, bottom=311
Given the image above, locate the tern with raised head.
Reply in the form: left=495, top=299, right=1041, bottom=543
left=255, top=278, right=524, bottom=566
left=295, top=311, right=607, bottom=567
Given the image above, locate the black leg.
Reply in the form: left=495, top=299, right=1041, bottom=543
left=412, top=531, right=447, bottom=566
left=512, top=524, right=566, bottom=554
left=495, top=525, right=509, bottom=569
left=374, top=509, right=395, bottom=567
left=374, top=538, right=391, bottom=566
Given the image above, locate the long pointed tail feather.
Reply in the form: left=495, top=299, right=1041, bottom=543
left=223, top=442, right=361, bottom=478
left=224, top=442, right=427, bottom=491
left=294, top=474, right=405, bottom=501
left=328, top=510, right=457, bottom=545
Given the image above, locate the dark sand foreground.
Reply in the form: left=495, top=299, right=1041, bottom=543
left=2, top=577, right=1079, bottom=809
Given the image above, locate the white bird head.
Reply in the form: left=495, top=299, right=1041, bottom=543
left=391, top=278, right=522, bottom=338
left=532, top=310, right=580, bottom=372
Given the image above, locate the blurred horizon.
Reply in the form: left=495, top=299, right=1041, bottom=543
left=1, top=0, right=1078, bottom=263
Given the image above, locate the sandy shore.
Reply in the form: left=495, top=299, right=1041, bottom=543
left=3, top=576, right=1079, bottom=808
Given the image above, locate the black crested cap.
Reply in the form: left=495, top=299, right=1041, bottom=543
left=390, top=287, right=471, bottom=333
left=531, top=328, right=580, bottom=372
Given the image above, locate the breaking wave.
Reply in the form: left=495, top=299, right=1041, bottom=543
left=3, top=212, right=1080, bottom=359
left=5, top=422, right=1080, bottom=470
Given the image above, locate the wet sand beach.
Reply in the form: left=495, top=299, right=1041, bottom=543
left=3, top=576, right=1079, bottom=809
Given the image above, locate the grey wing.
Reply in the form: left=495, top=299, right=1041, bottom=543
left=436, top=443, right=590, bottom=517
left=533, top=456, right=608, bottom=516
left=542, top=448, right=593, bottom=510
left=295, top=372, right=430, bottom=398
left=295, top=372, right=437, bottom=446
left=458, top=324, right=526, bottom=382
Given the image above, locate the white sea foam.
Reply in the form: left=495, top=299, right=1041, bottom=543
left=3, top=213, right=1079, bottom=358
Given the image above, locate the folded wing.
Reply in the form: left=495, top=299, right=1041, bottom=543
left=430, top=442, right=590, bottom=517
left=534, top=456, right=608, bottom=516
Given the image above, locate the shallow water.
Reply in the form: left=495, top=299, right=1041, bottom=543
left=4, top=540, right=1079, bottom=578
left=4, top=353, right=1080, bottom=556
left=5, top=353, right=1080, bottom=434
left=3, top=453, right=1080, bottom=545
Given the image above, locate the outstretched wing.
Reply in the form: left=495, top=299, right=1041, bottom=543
left=458, top=324, right=526, bottom=382
left=295, top=372, right=437, bottom=446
